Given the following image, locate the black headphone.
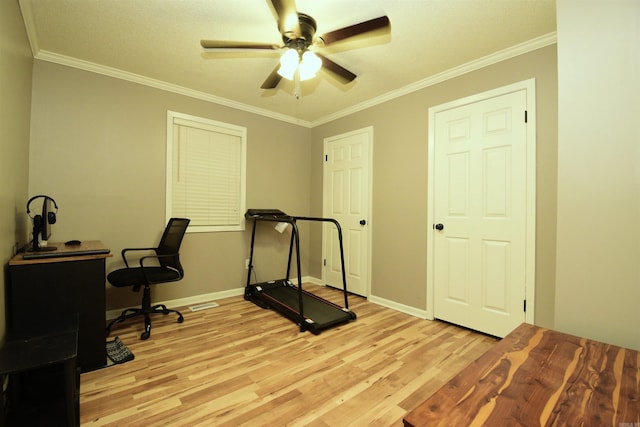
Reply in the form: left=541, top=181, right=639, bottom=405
left=27, top=195, right=58, bottom=227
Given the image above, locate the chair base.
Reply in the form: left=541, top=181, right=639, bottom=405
left=106, top=285, right=184, bottom=340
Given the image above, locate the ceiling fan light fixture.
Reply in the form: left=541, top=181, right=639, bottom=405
left=201, top=2, right=390, bottom=91
left=299, top=50, right=322, bottom=81
left=277, top=48, right=298, bottom=80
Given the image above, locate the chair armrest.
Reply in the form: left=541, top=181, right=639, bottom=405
left=138, top=252, right=179, bottom=267
left=120, top=247, right=157, bottom=268
left=138, top=253, right=182, bottom=284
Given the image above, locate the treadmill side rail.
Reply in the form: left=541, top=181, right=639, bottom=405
left=244, top=209, right=356, bottom=334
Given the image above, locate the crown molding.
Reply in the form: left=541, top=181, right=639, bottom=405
left=310, top=32, right=557, bottom=127
left=33, top=50, right=313, bottom=128
left=18, top=0, right=39, bottom=57
left=30, top=31, right=556, bottom=129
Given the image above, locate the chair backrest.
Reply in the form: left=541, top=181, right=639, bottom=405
left=156, top=218, right=190, bottom=274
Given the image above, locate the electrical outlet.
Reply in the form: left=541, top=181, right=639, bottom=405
left=245, top=258, right=249, bottom=270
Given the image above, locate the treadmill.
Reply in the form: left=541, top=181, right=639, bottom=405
left=244, top=209, right=356, bottom=334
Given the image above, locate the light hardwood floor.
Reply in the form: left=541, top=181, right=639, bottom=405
left=81, top=285, right=497, bottom=426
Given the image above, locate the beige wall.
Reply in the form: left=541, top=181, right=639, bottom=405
left=0, top=0, right=33, bottom=340
left=28, top=61, right=312, bottom=310
left=311, top=45, right=558, bottom=328
left=28, top=45, right=558, bottom=325
left=555, top=0, right=640, bottom=350
left=5, top=0, right=639, bottom=353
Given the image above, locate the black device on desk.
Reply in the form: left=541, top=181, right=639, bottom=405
left=22, top=245, right=110, bottom=260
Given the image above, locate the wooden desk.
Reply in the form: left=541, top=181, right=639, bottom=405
left=403, top=323, right=640, bottom=426
left=10, top=240, right=111, bottom=265
left=8, top=241, right=112, bottom=372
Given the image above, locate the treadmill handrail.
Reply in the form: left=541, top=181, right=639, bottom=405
left=244, top=209, right=352, bottom=332
left=290, top=216, right=349, bottom=309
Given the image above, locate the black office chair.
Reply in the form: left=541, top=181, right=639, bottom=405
left=106, top=218, right=190, bottom=340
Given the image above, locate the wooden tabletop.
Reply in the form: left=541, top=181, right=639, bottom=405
left=403, top=323, right=640, bottom=426
left=9, top=240, right=112, bottom=265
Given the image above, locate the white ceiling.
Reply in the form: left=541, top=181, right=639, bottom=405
left=19, top=0, right=556, bottom=125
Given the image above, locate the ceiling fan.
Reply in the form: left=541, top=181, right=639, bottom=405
left=200, top=0, right=390, bottom=90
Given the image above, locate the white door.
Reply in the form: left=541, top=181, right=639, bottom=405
left=323, top=127, right=372, bottom=297
left=428, top=82, right=536, bottom=338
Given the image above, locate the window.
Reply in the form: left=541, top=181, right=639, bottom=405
left=166, top=111, right=246, bottom=232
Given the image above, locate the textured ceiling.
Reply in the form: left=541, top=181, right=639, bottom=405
left=19, top=0, right=556, bottom=125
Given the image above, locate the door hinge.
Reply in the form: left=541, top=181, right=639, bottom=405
left=325, top=154, right=328, bottom=161
left=524, top=110, right=528, bottom=123
left=323, top=258, right=326, bottom=267
left=523, top=299, right=527, bottom=312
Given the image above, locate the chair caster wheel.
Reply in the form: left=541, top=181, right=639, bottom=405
left=141, top=331, right=150, bottom=340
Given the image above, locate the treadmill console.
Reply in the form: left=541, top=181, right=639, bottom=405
left=245, top=209, right=288, bottom=219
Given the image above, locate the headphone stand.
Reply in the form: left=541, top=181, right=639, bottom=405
left=26, top=195, right=59, bottom=253
left=28, top=220, right=57, bottom=252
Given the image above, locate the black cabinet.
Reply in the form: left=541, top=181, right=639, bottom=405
left=0, top=317, right=79, bottom=426
left=8, top=242, right=110, bottom=372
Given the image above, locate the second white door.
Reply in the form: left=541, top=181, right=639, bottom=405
left=323, top=127, right=372, bottom=297
left=431, top=85, right=533, bottom=338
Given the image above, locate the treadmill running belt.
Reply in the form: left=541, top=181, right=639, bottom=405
left=262, top=286, right=351, bottom=327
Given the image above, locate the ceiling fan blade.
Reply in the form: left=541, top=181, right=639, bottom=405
left=269, top=0, right=301, bottom=38
left=317, top=53, right=357, bottom=84
left=320, top=16, right=390, bottom=45
left=260, top=64, right=283, bottom=89
left=201, top=40, right=278, bottom=50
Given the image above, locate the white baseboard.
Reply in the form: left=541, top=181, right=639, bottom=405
left=106, top=277, right=320, bottom=319
left=106, top=277, right=429, bottom=321
left=368, top=294, right=429, bottom=319
left=106, top=287, right=245, bottom=320
left=296, top=276, right=323, bottom=286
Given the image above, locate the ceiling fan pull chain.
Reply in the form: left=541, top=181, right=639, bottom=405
left=294, top=70, right=301, bottom=100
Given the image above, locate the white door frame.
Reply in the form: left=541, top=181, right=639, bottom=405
left=322, top=126, right=373, bottom=297
left=426, top=79, right=536, bottom=325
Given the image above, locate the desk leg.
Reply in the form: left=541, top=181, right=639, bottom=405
left=0, top=375, right=4, bottom=427
left=64, top=359, right=78, bottom=427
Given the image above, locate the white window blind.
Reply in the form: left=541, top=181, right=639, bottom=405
left=166, top=112, right=246, bottom=232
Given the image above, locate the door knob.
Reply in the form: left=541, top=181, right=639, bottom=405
left=434, top=223, right=444, bottom=230
left=360, top=219, right=366, bottom=226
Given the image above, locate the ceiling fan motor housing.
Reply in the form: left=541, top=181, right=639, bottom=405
left=283, top=13, right=317, bottom=50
